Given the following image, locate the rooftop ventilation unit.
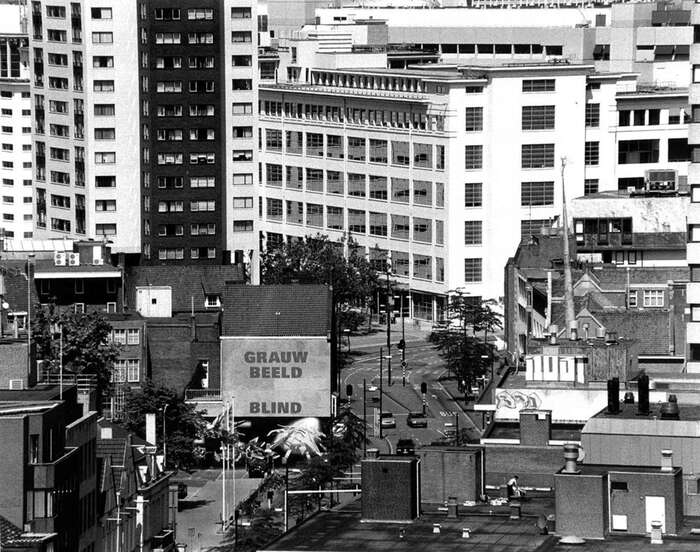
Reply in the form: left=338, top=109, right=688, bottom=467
left=645, top=169, right=677, bottom=192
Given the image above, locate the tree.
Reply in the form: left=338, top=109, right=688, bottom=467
left=429, top=291, right=502, bottom=389
left=32, top=304, right=120, bottom=402
left=261, top=234, right=378, bottom=306
left=121, top=380, right=208, bottom=469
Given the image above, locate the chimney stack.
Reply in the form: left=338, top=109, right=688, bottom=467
left=548, top=324, right=558, bottom=345
left=661, top=450, right=673, bottom=472
left=447, top=497, right=458, bottom=518
left=607, top=378, right=620, bottom=414
left=146, top=412, right=157, bottom=445
left=595, top=326, right=606, bottom=340
left=562, top=443, right=580, bottom=474
left=638, top=374, right=650, bottom=416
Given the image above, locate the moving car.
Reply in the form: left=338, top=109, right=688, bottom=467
left=380, top=412, right=396, bottom=428
left=406, top=412, right=428, bottom=428
left=396, top=438, right=416, bottom=455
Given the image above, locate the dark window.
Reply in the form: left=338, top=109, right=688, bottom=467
left=584, top=179, right=599, bottom=195
left=618, top=140, right=659, bottom=164
left=610, top=481, right=628, bottom=492
left=521, top=144, right=554, bottom=168
left=619, top=110, right=630, bottom=126
left=585, top=103, right=600, bottom=127
left=521, top=181, right=554, bottom=206
left=465, top=182, right=482, bottom=207
left=522, top=105, right=555, bottom=130
left=668, top=138, right=690, bottom=162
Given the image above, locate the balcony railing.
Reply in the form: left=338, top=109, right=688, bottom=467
left=184, top=388, right=221, bottom=401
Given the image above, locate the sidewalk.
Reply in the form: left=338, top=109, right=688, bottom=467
left=176, top=469, right=262, bottom=551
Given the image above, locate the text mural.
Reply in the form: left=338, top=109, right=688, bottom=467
left=221, top=337, right=331, bottom=417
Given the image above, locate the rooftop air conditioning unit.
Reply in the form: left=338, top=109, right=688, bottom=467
left=68, top=252, right=80, bottom=266
left=93, top=258, right=104, bottom=265
left=8, top=379, right=24, bottom=390
left=54, top=251, right=67, bottom=266
left=645, top=169, right=677, bottom=192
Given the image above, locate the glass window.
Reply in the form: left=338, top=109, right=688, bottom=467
left=521, top=181, right=554, bottom=206
left=464, top=258, right=482, bottom=282
left=521, top=143, right=554, bottom=169
left=465, top=107, right=483, bottom=132
left=413, top=180, right=432, bottom=206
left=585, top=103, right=600, bottom=127
left=392, top=141, right=410, bottom=166
left=522, top=105, right=555, bottom=130
left=465, top=145, right=483, bottom=170
left=464, top=221, right=482, bottom=245
left=391, top=178, right=409, bottom=203
left=465, top=182, right=482, bottom=207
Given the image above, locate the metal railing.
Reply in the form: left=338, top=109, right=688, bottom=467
left=184, top=388, right=222, bottom=401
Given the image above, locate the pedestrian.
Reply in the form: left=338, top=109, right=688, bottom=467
left=506, top=475, right=523, bottom=500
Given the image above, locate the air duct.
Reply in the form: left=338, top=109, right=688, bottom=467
left=661, top=450, right=673, bottom=472
left=607, top=378, right=620, bottom=415
left=595, top=326, right=606, bottom=339
left=637, top=374, right=650, bottom=416
left=568, top=320, right=578, bottom=341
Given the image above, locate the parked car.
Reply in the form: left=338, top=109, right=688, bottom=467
left=396, top=438, right=416, bottom=455
left=407, top=412, right=428, bottom=428
left=380, top=412, right=396, bottom=428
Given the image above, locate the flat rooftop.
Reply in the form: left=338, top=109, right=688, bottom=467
left=594, top=401, right=700, bottom=421
left=564, top=463, right=682, bottom=476
left=261, top=500, right=555, bottom=552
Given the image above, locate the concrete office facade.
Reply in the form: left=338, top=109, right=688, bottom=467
left=258, top=62, right=689, bottom=317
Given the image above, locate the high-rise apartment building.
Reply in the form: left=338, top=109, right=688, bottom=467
left=137, top=0, right=257, bottom=266
left=29, top=0, right=141, bottom=254
left=28, top=0, right=258, bottom=269
left=687, top=6, right=700, bottom=372
left=0, top=2, right=32, bottom=241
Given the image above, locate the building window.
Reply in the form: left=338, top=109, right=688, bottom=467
left=522, top=105, right=555, bottom=130
left=585, top=103, right=600, bottom=127
left=628, top=291, right=637, bottom=308
left=233, top=220, right=253, bottom=232
left=522, top=79, right=555, bottom=92
left=584, top=179, right=599, bottom=195
left=126, top=360, right=140, bottom=382
left=112, top=329, right=126, bottom=345
left=465, top=182, right=482, bottom=207
left=465, top=107, right=483, bottom=132
left=127, top=329, right=139, bottom=345
left=521, top=143, right=554, bottom=169
left=643, top=290, right=664, bottom=307
left=464, top=221, right=482, bottom=245
left=464, top=145, right=483, bottom=170
left=521, top=181, right=554, bottom=206
left=29, top=434, right=39, bottom=463
left=92, top=32, right=113, bottom=44
left=618, top=140, right=659, bottom=164
left=585, top=141, right=600, bottom=166
left=464, top=258, right=482, bottom=282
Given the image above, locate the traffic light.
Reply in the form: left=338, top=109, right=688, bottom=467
left=346, top=384, right=353, bottom=397
left=421, top=382, right=427, bottom=395
left=397, top=339, right=406, bottom=350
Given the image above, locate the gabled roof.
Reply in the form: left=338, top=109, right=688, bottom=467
left=594, top=309, right=671, bottom=356
left=589, top=266, right=689, bottom=288
left=222, top=284, right=331, bottom=337
left=125, top=265, right=245, bottom=313
left=511, top=233, right=577, bottom=270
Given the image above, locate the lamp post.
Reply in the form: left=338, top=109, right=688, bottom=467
left=26, top=254, right=34, bottom=379
left=162, top=403, right=169, bottom=467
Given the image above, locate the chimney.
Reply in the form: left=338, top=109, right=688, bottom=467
left=562, top=443, right=580, bottom=474
left=146, top=412, right=157, bottom=445
left=607, top=378, right=620, bottom=414
left=637, top=374, right=650, bottom=416
left=660, top=394, right=680, bottom=420
left=605, top=330, right=618, bottom=344
left=661, top=450, right=673, bottom=472
left=595, top=326, right=606, bottom=340
left=100, top=426, right=113, bottom=440
left=548, top=324, right=558, bottom=345
left=568, top=320, right=578, bottom=340
left=447, top=497, right=458, bottom=518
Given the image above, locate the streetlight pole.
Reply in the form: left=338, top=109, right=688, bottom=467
left=26, top=254, right=34, bottom=379
left=162, top=403, right=169, bottom=467
left=379, top=347, right=383, bottom=439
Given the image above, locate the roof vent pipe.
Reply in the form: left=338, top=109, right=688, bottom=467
left=562, top=443, right=580, bottom=474
left=595, top=326, right=606, bottom=339
left=661, top=450, right=673, bottom=472
left=548, top=325, right=558, bottom=345
left=638, top=374, right=650, bottom=416
left=568, top=320, right=578, bottom=341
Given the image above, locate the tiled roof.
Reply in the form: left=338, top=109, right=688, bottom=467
left=125, top=265, right=245, bottom=313
left=590, top=266, right=689, bottom=288
left=512, top=234, right=577, bottom=269
left=0, top=515, right=22, bottom=543
left=222, top=284, right=331, bottom=337
left=0, top=259, right=39, bottom=313
left=96, top=437, right=127, bottom=467
left=595, top=310, right=671, bottom=356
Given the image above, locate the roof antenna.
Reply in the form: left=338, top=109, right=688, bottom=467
left=561, top=157, right=575, bottom=329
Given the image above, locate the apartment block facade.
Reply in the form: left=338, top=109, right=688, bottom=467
left=0, top=2, right=33, bottom=241
left=687, top=6, right=700, bottom=372
left=28, top=0, right=258, bottom=271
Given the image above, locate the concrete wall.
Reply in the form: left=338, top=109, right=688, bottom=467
left=417, top=447, right=483, bottom=504
left=0, top=415, right=27, bottom=528
left=0, top=340, right=35, bottom=389
left=608, top=469, right=682, bottom=535
left=519, top=410, right=551, bottom=447
left=555, top=472, right=607, bottom=539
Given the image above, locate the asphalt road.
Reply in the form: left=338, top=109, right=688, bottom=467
left=341, top=337, right=482, bottom=450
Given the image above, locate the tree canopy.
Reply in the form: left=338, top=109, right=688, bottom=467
left=429, top=291, right=503, bottom=387
left=121, top=380, right=208, bottom=469
left=260, top=234, right=378, bottom=307
left=32, top=304, right=120, bottom=402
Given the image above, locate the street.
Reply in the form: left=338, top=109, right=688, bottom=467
left=341, top=324, right=483, bottom=451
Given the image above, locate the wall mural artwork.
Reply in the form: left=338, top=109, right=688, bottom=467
left=495, top=390, right=542, bottom=410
